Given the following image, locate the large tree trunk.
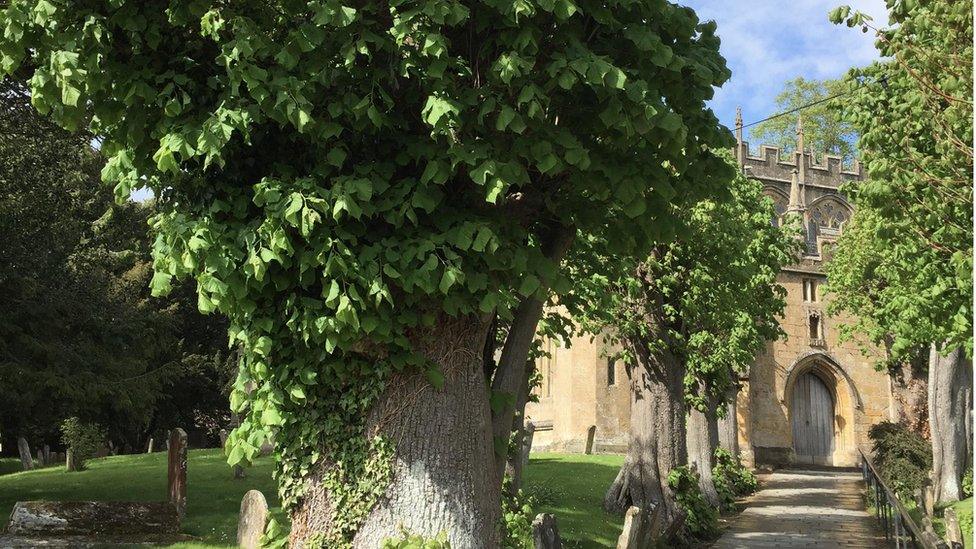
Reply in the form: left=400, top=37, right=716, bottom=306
left=604, top=333, right=686, bottom=528
left=687, top=397, right=720, bottom=508
left=928, top=344, right=973, bottom=504
left=288, top=314, right=500, bottom=548
left=490, top=224, right=574, bottom=485
left=505, top=359, right=535, bottom=496
left=717, top=387, right=739, bottom=457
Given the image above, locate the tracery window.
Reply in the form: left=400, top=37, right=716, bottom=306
left=810, top=198, right=850, bottom=230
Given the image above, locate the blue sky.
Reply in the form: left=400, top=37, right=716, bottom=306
left=683, top=0, right=889, bottom=143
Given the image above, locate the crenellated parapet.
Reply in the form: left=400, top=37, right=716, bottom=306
left=735, top=141, right=864, bottom=189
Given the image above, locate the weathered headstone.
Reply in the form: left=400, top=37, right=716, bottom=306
left=17, top=437, right=33, bottom=470
left=219, top=429, right=229, bottom=448
left=615, top=505, right=663, bottom=549
left=532, top=513, right=562, bottom=549
left=66, top=449, right=77, bottom=471
left=36, top=449, right=43, bottom=467
left=147, top=437, right=154, bottom=453
left=584, top=426, right=596, bottom=455
left=42, top=445, right=51, bottom=466
left=520, top=421, right=536, bottom=473
left=236, top=490, right=269, bottom=549
left=167, top=428, right=188, bottom=521
left=923, top=484, right=936, bottom=517
left=944, top=507, right=964, bottom=548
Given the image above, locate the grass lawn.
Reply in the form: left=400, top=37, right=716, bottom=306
left=0, top=449, right=283, bottom=547
left=523, top=453, right=625, bottom=548
left=0, top=450, right=624, bottom=547
left=0, top=458, right=21, bottom=477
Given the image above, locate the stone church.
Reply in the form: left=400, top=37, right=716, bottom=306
left=525, top=113, right=897, bottom=468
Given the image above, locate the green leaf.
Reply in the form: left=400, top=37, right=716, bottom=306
left=149, top=271, right=172, bottom=297
left=519, top=274, right=540, bottom=296
left=439, top=269, right=457, bottom=294
left=425, top=367, right=445, bottom=390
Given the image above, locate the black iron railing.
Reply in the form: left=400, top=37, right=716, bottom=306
left=858, top=447, right=936, bottom=549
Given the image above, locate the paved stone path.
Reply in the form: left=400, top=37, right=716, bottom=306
left=712, top=469, right=888, bottom=548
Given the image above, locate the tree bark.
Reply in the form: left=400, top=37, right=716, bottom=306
left=504, top=359, right=535, bottom=496
left=687, top=398, right=721, bottom=508
left=717, top=387, right=739, bottom=457
left=604, top=332, right=686, bottom=529
left=928, top=344, right=973, bottom=504
left=490, top=224, right=574, bottom=484
left=288, top=314, right=501, bottom=548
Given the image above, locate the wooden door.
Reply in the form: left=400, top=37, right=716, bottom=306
left=791, top=372, right=835, bottom=465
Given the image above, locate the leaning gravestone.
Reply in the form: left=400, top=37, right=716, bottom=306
left=616, top=505, right=663, bottom=549
left=532, top=513, right=562, bottom=549
left=17, top=437, right=33, bottom=470
left=168, top=428, right=188, bottom=520
left=237, top=490, right=269, bottom=549
left=944, top=507, right=964, bottom=549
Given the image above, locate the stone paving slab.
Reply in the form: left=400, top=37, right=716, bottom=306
left=711, top=469, right=888, bottom=549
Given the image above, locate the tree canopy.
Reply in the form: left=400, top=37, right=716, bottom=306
left=826, top=0, right=973, bottom=360
left=0, top=76, right=231, bottom=454
left=0, top=0, right=736, bottom=544
left=749, top=77, right=856, bottom=161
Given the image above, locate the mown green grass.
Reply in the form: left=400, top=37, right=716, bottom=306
left=523, top=453, right=625, bottom=548
left=0, top=449, right=283, bottom=547
left=0, top=449, right=625, bottom=547
left=0, top=457, right=22, bottom=476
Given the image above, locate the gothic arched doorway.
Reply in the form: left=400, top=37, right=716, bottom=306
left=791, top=372, right=835, bottom=465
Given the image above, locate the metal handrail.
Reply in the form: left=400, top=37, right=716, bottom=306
left=858, top=447, right=937, bottom=549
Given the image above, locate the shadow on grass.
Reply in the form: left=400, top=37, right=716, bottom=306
left=524, top=453, right=624, bottom=549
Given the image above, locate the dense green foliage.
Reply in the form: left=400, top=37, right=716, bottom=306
left=750, top=77, right=856, bottom=161
left=667, top=465, right=719, bottom=540
left=0, top=77, right=231, bottom=454
left=826, top=0, right=973, bottom=361
left=0, top=0, right=735, bottom=541
left=869, top=421, right=932, bottom=500
left=569, top=154, right=796, bottom=410
left=59, top=417, right=106, bottom=471
left=712, top=447, right=758, bottom=506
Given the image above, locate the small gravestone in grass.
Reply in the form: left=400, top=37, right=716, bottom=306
left=237, top=490, right=269, bottom=549
left=17, top=437, right=33, bottom=470
left=532, top=513, right=562, bottom=549
left=168, top=428, right=188, bottom=520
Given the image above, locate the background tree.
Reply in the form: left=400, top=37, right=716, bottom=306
left=827, top=0, right=973, bottom=503
left=0, top=76, right=230, bottom=455
left=0, top=1, right=735, bottom=545
left=749, top=77, right=856, bottom=162
left=567, top=155, right=796, bottom=535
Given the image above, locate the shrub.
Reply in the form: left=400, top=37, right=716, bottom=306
left=381, top=531, right=450, bottom=548
left=868, top=421, right=931, bottom=501
left=59, top=417, right=105, bottom=471
left=500, top=478, right=536, bottom=548
left=963, top=467, right=973, bottom=499
left=713, top=448, right=758, bottom=506
left=668, top=466, right=719, bottom=540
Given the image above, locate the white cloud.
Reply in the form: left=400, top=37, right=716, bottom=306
left=681, top=0, right=890, bottom=137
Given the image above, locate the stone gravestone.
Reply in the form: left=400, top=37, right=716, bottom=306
left=616, top=505, right=663, bottom=549
left=167, top=428, right=188, bottom=521
left=520, top=421, right=536, bottom=473
left=584, top=426, right=596, bottom=455
left=532, top=513, right=562, bottom=549
left=17, top=437, right=33, bottom=470
left=42, top=445, right=51, bottom=467
left=219, top=429, right=229, bottom=448
left=944, top=507, right=964, bottom=549
left=36, top=449, right=43, bottom=467
left=147, top=437, right=154, bottom=453
left=237, top=490, right=269, bottom=549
